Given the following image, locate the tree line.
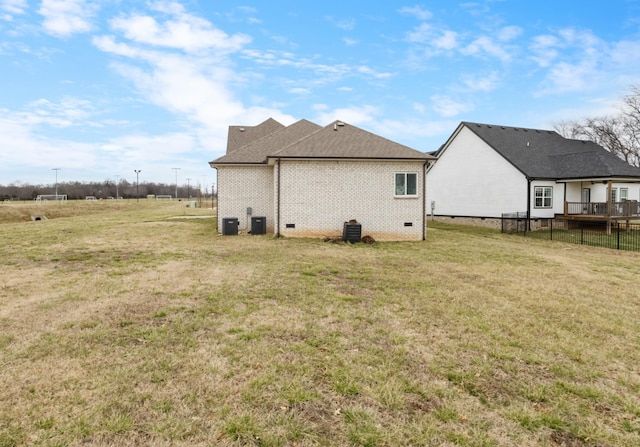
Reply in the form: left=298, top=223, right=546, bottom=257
left=0, top=179, right=211, bottom=201
left=554, top=85, right=640, bottom=168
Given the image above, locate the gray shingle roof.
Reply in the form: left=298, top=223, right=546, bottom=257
left=462, top=122, right=640, bottom=179
left=271, top=120, right=434, bottom=161
left=212, top=119, right=433, bottom=165
left=212, top=119, right=321, bottom=164
left=225, top=118, right=284, bottom=153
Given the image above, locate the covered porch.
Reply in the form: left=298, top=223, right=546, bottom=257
left=562, top=200, right=640, bottom=220
left=560, top=179, right=640, bottom=222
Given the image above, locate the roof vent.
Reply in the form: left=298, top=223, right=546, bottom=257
left=239, top=127, right=245, bottom=132
left=337, top=122, right=345, bottom=126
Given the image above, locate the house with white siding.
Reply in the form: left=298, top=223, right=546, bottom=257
left=426, top=122, right=640, bottom=228
left=210, top=118, right=435, bottom=241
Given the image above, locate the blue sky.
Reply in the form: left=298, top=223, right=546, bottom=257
left=1, top=1, right=640, bottom=188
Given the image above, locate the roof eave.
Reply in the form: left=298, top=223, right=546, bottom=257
left=266, top=155, right=435, bottom=162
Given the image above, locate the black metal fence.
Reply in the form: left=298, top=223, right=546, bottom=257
left=501, top=212, right=528, bottom=234
left=502, top=215, right=640, bottom=252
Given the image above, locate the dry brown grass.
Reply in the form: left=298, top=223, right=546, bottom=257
left=1, top=201, right=639, bottom=446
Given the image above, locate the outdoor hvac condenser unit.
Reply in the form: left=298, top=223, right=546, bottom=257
left=343, top=221, right=362, bottom=243
left=222, top=217, right=239, bottom=235
left=251, top=216, right=266, bottom=235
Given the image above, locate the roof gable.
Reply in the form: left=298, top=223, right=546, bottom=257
left=226, top=118, right=284, bottom=153
left=212, top=119, right=321, bottom=164
left=462, top=122, right=640, bottom=179
left=271, top=120, right=434, bottom=160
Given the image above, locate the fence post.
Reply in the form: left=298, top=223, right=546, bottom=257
left=617, top=222, right=621, bottom=250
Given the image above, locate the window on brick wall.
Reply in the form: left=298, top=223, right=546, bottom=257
left=395, top=173, right=418, bottom=196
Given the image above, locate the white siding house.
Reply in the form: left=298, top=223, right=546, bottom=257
left=210, top=119, right=434, bottom=241
left=426, top=122, right=640, bottom=227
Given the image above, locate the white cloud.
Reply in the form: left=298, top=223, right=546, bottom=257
left=497, top=26, right=522, bottom=42
left=108, top=7, right=251, bottom=54
left=24, top=97, right=95, bottom=127
left=289, top=87, right=310, bottom=95
left=1, top=0, right=26, bottom=16
left=430, top=95, right=473, bottom=117
left=398, top=6, right=432, bottom=21
left=357, top=65, right=393, bottom=79
left=0, top=111, right=97, bottom=171
left=242, top=48, right=384, bottom=86
left=461, top=35, right=512, bottom=62
left=530, top=34, right=561, bottom=67
left=325, top=16, right=355, bottom=31
left=540, top=61, right=596, bottom=95
left=38, top=0, right=97, bottom=37
left=95, top=18, right=297, bottom=156
left=433, top=30, right=459, bottom=50
left=405, top=23, right=432, bottom=43
left=460, top=71, right=500, bottom=92
left=371, top=118, right=457, bottom=150
left=313, top=105, right=380, bottom=127
left=531, top=27, right=611, bottom=96
left=413, top=102, right=426, bottom=114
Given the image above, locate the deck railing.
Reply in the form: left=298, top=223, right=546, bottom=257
left=565, top=201, right=640, bottom=217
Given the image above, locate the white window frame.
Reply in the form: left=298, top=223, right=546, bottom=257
left=395, top=172, right=418, bottom=197
left=534, top=186, right=553, bottom=208
left=620, top=188, right=628, bottom=201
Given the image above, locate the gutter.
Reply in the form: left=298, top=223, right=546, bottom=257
left=276, top=158, right=281, bottom=238
left=526, top=178, right=533, bottom=233
left=213, top=167, right=219, bottom=234
left=423, top=160, right=428, bottom=240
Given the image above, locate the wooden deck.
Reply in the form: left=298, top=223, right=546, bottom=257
left=561, top=201, right=640, bottom=221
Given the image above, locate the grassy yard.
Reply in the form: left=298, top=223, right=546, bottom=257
left=1, top=201, right=639, bottom=446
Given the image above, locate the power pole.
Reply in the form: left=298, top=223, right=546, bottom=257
left=134, top=170, right=141, bottom=202
left=172, top=167, right=180, bottom=199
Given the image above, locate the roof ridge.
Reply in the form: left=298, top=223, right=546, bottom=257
left=462, top=121, right=558, bottom=135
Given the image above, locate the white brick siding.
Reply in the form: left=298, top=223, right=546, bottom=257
left=276, top=160, right=426, bottom=241
left=216, top=166, right=274, bottom=233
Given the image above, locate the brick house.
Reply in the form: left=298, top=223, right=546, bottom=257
left=209, top=118, right=435, bottom=241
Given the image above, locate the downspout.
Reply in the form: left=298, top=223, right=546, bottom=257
left=526, top=178, right=531, bottom=232
left=422, top=160, right=428, bottom=240
left=607, top=180, right=613, bottom=234
left=276, top=158, right=281, bottom=238
left=213, top=167, right=219, bottom=234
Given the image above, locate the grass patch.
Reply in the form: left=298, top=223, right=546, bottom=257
left=0, top=204, right=639, bottom=445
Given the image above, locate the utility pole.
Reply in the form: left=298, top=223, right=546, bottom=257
left=114, top=175, right=120, bottom=199
left=172, top=167, right=180, bottom=199
left=134, top=170, right=141, bottom=202
left=52, top=168, right=60, bottom=197
left=186, top=178, right=191, bottom=198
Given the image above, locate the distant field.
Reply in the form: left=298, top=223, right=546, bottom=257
left=1, top=201, right=639, bottom=446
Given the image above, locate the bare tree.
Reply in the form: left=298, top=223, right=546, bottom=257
left=554, top=85, right=640, bottom=167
